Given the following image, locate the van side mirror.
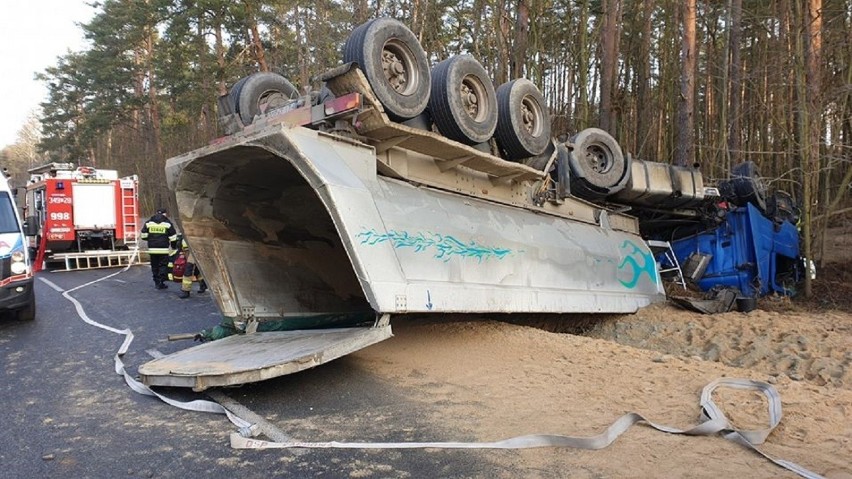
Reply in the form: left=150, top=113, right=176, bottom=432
left=23, top=217, right=38, bottom=236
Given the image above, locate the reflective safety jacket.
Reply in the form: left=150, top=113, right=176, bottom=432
left=141, top=213, right=177, bottom=255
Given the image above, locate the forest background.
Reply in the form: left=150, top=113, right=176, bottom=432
left=0, top=0, right=849, bottom=296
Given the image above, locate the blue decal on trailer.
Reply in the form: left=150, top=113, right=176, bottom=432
left=617, top=240, right=658, bottom=289
left=357, top=229, right=516, bottom=262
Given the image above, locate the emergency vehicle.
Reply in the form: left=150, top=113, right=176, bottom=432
left=24, top=163, right=139, bottom=271
left=0, top=172, right=35, bottom=320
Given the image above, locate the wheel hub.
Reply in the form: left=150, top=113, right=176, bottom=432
left=520, top=97, right=541, bottom=135
left=460, top=82, right=479, bottom=119
left=460, top=75, right=490, bottom=122
left=381, top=40, right=418, bottom=96
left=257, top=90, right=291, bottom=114
left=586, top=144, right=612, bottom=173
left=382, top=51, right=407, bottom=91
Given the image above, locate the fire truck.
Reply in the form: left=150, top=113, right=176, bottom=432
left=24, top=163, right=140, bottom=271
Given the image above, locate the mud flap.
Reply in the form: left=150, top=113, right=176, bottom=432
left=138, top=325, right=392, bottom=391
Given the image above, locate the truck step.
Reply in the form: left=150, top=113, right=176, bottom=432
left=646, top=240, right=687, bottom=289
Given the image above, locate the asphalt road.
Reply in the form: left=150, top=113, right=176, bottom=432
left=0, top=265, right=506, bottom=479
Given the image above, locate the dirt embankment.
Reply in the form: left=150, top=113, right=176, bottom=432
left=557, top=304, right=852, bottom=389
left=571, top=222, right=852, bottom=390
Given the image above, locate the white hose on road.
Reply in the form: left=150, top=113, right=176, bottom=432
left=48, top=248, right=259, bottom=437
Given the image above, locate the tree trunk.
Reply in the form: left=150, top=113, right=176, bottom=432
left=576, top=0, right=590, bottom=129
left=353, top=0, right=369, bottom=24
left=599, top=0, right=620, bottom=134
left=246, top=2, right=269, bottom=72
left=411, top=0, right=430, bottom=43
left=295, top=5, right=309, bottom=89
left=636, top=0, right=655, bottom=159
left=214, top=19, right=227, bottom=97
left=145, top=30, right=162, bottom=165
left=511, top=0, right=529, bottom=79
left=675, top=0, right=696, bottom=167
left=472, top=0, right=484, bottom=59
left=495, top=0, right=511, bottom=84
left=804, top=0, right=822, bottom=292
left=717, top=0, right=732, bottom=175
left=727, top=0, right=742, bottom=167
left=778, top=0, right=795, bottom=187
left=795, top=0, right=823, bottom=298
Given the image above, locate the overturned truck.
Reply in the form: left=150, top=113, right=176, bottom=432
left=140, top=18, right=776, bottom=391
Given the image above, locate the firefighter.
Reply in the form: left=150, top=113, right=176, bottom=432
left=177, top=237, right=207, bottom=299
left=141, top=208, right=177, bottom=289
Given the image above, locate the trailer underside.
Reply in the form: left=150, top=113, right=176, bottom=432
left=141, top=66, right=665, bottom=389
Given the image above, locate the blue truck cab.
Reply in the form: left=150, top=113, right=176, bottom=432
left=669, top=202, right=800, bottom=298
left=0, top=174, right=35, bottom=320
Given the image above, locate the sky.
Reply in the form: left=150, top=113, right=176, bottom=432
left=0, top=0, right=95, bottom=148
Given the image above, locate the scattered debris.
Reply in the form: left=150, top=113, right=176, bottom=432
left=670, top=287, right=739, bottom=314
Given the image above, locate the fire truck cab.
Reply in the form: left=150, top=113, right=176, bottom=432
left=24, top=163, right=139, bottom=271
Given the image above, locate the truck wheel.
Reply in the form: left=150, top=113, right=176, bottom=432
left=15, top=300, right=35, bottom=321
left=729, top=161, right=767, bottom=212
left=343, top=18, right=430, bottom=121
left=236, top=72, right=300, bottom=126
left=315, top=84, right=336, bottom=106
left=428, top=55, right=497, bottom=145
left=228, top=75, right=250, bottom=116
left=567, top=128, right=627, bottom=190
left=494, top=79, right=550, bottom=161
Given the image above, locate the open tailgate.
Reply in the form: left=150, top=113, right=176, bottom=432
left=138, top=325, right=392, bottom=391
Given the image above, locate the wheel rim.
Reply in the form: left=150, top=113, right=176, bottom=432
left=585, top=143, right=614, bottom=174
left=460, top=74, right=490, bottom=122
left=520, top=95, right=543, bottom=136
left=256, top=89, right=294, bottom=114
left=381, top=39, right=419, bottom=96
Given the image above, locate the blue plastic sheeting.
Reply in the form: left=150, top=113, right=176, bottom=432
left=669, top=203, right=799, bottom=297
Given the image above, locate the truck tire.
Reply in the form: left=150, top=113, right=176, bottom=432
left=343, top=18, right=430, bottom=121
left=315, top=84, right=336, bottom=105
left=228, top=75, right=250, bottom=116
left=567, top=128, right=627, bottom=190
left=729, top=161, right=767, bottom=212
left=236, top=72, right=299, bottom=126
left=428, top=55, right=497, bottom=145
left=15, top=300, right=35, bottom=321
left=494, top=79, right=550, bottom=161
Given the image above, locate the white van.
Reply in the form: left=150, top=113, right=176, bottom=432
left=0, top=174, right=35, bottom=320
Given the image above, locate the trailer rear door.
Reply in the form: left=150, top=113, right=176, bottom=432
left=138, top=325, right=392, bottom=391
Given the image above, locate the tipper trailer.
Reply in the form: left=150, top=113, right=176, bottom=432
left=139, top=18, right=791, bottom=391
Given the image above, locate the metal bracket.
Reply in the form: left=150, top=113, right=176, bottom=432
left=395, top=294, right=407, bottom=311
left=373, top=135, right=412, bottom=155
left=241, top=306, right=258, bottom=334
left=374, top=313, right=391, bottom=328
left=437, top=155, right=474, bottom=172
left=597, top=210, right=612, bottom=230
